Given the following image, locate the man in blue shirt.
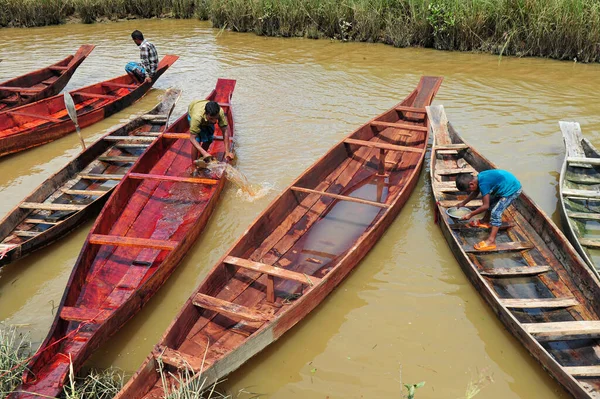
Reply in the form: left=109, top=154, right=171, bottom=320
left=455, top=170, right=522, bottom=251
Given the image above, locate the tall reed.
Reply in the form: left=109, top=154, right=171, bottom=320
left=0, top=324, right=31, bottom=397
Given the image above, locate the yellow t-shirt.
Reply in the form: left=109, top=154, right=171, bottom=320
left=188, top=100, right=228, bottom=136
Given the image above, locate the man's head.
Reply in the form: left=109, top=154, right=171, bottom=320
left=204, top=101, right=221, bottom=124
left=456, top=173, right=478, bottom=192
left=131, top=30, right=144, bottom=45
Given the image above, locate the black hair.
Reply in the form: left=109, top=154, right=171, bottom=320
left=131, top=30, right=144, bottom=41
left=456, top=173, right=475, bottom=192
left=205, top=101, right=221, bottom=117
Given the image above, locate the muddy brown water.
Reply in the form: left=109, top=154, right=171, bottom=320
left=2, top=18, right=600, bottom=398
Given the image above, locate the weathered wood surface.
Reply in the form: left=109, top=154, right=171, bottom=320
left=0, top=54, right=178, bottom=158
left=115, top=76, right=443, bottom=399
left=0, top=45, right=94, bottom=112
left=429, top=105, right=600, bottom=399
left=0, top=90, right=181, bottom=269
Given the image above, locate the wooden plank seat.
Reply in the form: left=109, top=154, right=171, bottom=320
left=8, top=111, right=63, bottom=123
left=73, top=92, right=117, bottom=100
left=344, top=138, right=422, bottom=154
left=61, top=189, right=107, bottom=196
left=395, top=106, right=426, bottom=114
left=98, top=156, right=139, bottom=163
left=562, top=188, right=600, bottom=199
left=435, top=167, right=476, bottom=175
left=101, top=82, right=137, bottom=89
left=523, top=321, right=600, bottom=341
left=192, top=293, right=273, bottom=322
left=438, top=199, right=483, bottom=207
left=370, top=120, right=428, bottom=132
left=13, top=230, right=40, bottom=237
left=567, top=157, right=600, bottom=166
left=140, top=114, right=167, bottom=121
left=24, top=219, right=59, bottom=225
left=579, top=239, right=600, bottom=249
left=224, top=256, right=321, bottom=286
left=103, top=136, right=156, bottom=142
left=218, top=102, right=231, bottom=107
left=154, top=346, right=203, bottom=372
left=435, top=144, right=469, bottom=150
left=563, top=366, right=600, bottom=377
left=463, top=241, right=534, bottom=253
left=213, top=134, right=233, bottom=141
left=162, top=133, right=189, bottom=140
left=566, top=212, right=600, bottom=220
left=0, top=86, right=42, bottom=93
left=480, top=265, right=552, bottom=277
left=79, top=173, right=124, bottom=181
left=88, top=234, right=179, bottom=251
left=48, top=65, right=69, bottom=71
left=19, top=202, right=86, bottom=211
left=128, top=173, right=218, bottom=185
left=60, top=306, right=109, bottom=323
left=501, top=297, right=579, bottom=309
left=114, top=143, right=151, bottom=149
left=451, top=222, right=514, bottom=231
left=291, top=186, right=390, bottom=209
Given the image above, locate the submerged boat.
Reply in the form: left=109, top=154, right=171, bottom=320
left=8, top=79, right=235, bottom=398
left=0, top=88, right=181, bottom=268
left=428, top=105, right=600, bottom=399
left=0, top=45, right=95, bottom=112
left=0, top=54, right=178, bottom=158
left=559, top=121, right=600, bottom=280
left=115, top=76, right=443, bottom=398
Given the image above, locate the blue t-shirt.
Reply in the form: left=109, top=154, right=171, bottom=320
left=478, top=170, right=521, bottom=198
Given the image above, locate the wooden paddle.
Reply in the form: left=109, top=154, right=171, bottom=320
left=163, top=88, right=182, bottom=130
left=63, top=92, right=86, bottom=150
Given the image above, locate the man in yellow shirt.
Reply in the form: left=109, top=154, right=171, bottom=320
left=188, top=100, right=232, bottom=164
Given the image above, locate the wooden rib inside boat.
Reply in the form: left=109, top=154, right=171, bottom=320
left=559, top=121, right=600, bottom=280
left=114, top=76, right=443, bottom=399
left=428, top=105, right=600, bottom=399
left=0, top=54, right=178, bottom=158
left=0, top=45, right=95, bottom=112
left=0, top=88, right=181, bottom=268
left=7, top=79, right=235, bottom=399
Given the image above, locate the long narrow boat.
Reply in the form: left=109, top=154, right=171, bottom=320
left=559, top=121, right=600, bottom=280
left=0, top=89, right=181, bottom=268
left=8, top=79, right=235, bottom=399
left=0, top=45, right=95, bottom=112
left=115, top=76, right=443, bottom=399
left=0, top=54, right=178, bottom=158
left=428, top=105, right=600, bottom=399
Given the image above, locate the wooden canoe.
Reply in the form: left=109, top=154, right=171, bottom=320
left=559, top=121, right=600, bottom=281
left=115, top=76, right=443, bottom=399
left=7, top=79, right=235, bottom=399
left=0, top=89, right=181, bottom=268
left=428, top=105, right=600, bottom=399
left=0, top=54, right=178, bottom=158
left=0, top=45, right=95, bottom=112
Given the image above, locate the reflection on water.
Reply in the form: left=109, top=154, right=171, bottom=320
left=0, top=18, right=594, bottom=398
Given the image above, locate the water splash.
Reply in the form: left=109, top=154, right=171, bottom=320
left=206, top=161, right=273, bottom=201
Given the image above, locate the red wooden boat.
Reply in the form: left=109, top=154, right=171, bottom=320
left=0, top=54, right=178, bottom=158
left=0, top=45, right=95, bottom=112
left=8, top=79, right=235, bottom=398
left=0, top=89, right=181, bottom=268
left=115, top=76, right=442, bottom=398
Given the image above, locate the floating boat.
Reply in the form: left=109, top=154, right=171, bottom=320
left=115, top=76, right=443, bottom=399
left=0, top=88, right=181, bottom=268
left=0, top=54, right=178, bottom=158
left=428, top=105, right=600, bottom=399
left=559, top=121, right=600, bottom=281
left=7, top=79, right=235, bottom=399
left=0, top=45, right=95, bottom=112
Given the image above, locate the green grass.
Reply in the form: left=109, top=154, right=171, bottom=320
left=1, top=0, right=600, bottom=62
left=0, top=323, right=31, bottom=397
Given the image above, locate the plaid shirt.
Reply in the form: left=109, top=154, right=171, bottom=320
left=139, top=39, right=158, bottom=78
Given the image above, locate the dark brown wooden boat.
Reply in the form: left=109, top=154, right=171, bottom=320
left=115, top=76, right=443, bottom=399
left=0, top=54, right=178, bottom=158
left=0, top=89, right=181, bottom=268
left=559, top=121, right=600, bottom=280
left=0, top=45, right=95, bottom=112
left=428, top=105, right=600, bottom=399
left=7, top=79, right=235, bottom=398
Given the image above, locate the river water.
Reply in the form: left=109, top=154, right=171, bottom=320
left=2, top=18, right=599, bottom=399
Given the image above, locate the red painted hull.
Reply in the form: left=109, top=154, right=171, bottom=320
left=116, top=76, right=443, bottom=399
left=7, top=79, right=236, bottom=398
left=0, top=54, right=178, bottom=158
left=0, top=45, right=95, bottom=112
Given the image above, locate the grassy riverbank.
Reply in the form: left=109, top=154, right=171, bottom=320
left=2, top=0, right=600, bottom=62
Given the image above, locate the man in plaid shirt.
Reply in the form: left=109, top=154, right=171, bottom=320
left=125, top=30, right=158, bottom=84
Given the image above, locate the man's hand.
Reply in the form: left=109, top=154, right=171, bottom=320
left=460, top=213, right=472, bottom=221
left=225, top=151, right=235, bottom=162
left=144, top=76, right=152, bottom=83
